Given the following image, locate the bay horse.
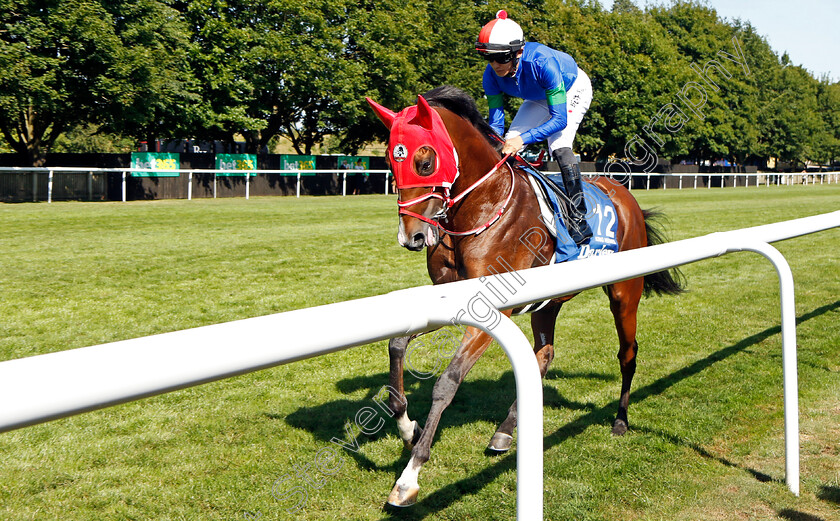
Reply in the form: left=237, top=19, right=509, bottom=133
left=366, top=85, right=684, bottom=507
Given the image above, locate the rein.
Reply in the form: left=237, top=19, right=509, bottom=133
left=398, top=153, right=516, bottom=236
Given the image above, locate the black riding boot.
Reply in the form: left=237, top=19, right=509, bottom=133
left=552, top=148, right=592, bottom=245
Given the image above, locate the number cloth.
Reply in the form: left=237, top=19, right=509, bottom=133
left=530, top=171, right=619, bottom=263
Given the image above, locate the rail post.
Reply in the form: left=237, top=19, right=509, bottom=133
left=458, top=314, right=543, bottom=519
left=733, top=239, right=801, bottom=495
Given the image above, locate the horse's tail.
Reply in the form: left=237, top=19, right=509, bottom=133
left=642, top=209, right=686, bottom=297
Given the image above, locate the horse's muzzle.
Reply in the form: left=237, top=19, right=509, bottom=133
left=400, top=223, right=439, bottom=251
left=405, top=232, right=426, bottom=251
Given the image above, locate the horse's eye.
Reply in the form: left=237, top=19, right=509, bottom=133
left=415, top=147, right=437, bottom=176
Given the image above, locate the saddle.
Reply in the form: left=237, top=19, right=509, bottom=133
left=517, top=161, right=619, bottom=263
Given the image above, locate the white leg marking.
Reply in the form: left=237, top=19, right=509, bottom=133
left=388, top=455, right=422, bottom=506
left=396, top=412, right=416, bottom=443
left=395, top=456, right=421, bottom=491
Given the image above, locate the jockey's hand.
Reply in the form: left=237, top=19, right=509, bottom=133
left=501, top=135, right=524, bottom=156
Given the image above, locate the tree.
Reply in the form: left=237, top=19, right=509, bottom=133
left=545, top=1, right=689, bottom=162
left=259, top=0, right=375, bottom=155
left=341, top=0, right=487, bottom=153
left=99, top=0, right=202, bottom=149
left=0, top=129, right=12, bottom=153
left=50, top=123, right=134, bottom=153
left=0, top=0, right=197, bottom=166
left=0, top=0, right=115, bottom=165
left=611, top=0, right=640, bottom=14
left=175, top=0, right=265, bottom=150
left=809, top=79, right=840, bottom=167
left=7, top=0, right=834, bottom=165
left=643, top=2, right=773, bottom=168
left=756, top=65, right=822, bottom=165
left=181, top=0, right=426, bottom=155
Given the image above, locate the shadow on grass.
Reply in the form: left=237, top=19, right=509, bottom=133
left=817, top=485, right=840, bottom=504
left=277, top=300, right=840, bottom=520
left=281, top=369, right=602, bottom=474
left=778, top=510, right=825, bottom=521
left=633, top=425, right=774, bottom=483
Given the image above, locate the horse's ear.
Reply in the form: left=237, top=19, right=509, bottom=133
left=366, top=97, right=397, bottom=128
left=413, top=95, right=435, bottom=131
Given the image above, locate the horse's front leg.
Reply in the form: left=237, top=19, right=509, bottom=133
left=388, top=326, right=493, bottom=507
left=387, top=336, right=422, bottom=448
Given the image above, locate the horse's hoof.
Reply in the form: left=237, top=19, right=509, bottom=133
left=387, top=482, right=420, bottom=507
left=612, top=419, right=628, bottom=436
left=401, top=421, right=423, bottom=450
left=487, top=432, right=513, bottom=452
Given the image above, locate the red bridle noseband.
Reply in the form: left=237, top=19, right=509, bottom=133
left=397, top=153, right=516, bottom=236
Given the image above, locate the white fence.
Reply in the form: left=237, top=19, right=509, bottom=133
left=1, top=166, right=837, bottom=203
left=622, top=170, right=839, bottom=190
left=1, top=211, right=839, bottom=519
left=0, top=166, right=392, bottom=202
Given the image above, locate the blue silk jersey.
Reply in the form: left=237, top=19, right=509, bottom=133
left=483, top=42, right=579, bottom=145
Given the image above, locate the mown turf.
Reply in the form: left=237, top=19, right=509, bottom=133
left=1, top=185, right=838, bottom=520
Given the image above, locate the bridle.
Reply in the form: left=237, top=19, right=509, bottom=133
left=397, top=152, right=516, bottom=236
left=367, top=94, right=533, bottom=238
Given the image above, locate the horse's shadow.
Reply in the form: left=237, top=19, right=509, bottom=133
left=778, top=510, right=827, bottom=521
left=280, top=367, right=610, bottom=474
left=631, top=425, right=774, bottom=483
left=274, top=300, right=839, bottom=519
left=818, top=485, right=840, bottom=505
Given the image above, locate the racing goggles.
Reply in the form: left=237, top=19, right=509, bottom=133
left=480, top=51, right=516, bottom=64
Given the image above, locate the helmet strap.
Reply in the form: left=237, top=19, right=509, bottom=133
left=505, top=56, right=520, bottom=78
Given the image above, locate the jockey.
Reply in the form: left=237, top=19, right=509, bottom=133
left=476, top=10, right=593, bottom=245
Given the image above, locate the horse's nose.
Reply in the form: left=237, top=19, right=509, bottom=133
left=405, top=232, right=426, bottom=251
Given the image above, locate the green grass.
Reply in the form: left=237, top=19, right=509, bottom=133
left=1, top=185, right=839, bottom=521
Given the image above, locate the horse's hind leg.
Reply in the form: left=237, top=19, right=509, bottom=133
left=387, top=336, right=422, bottom=448
left=488, top=302, right=563, bottom=452
left=606, top=277, right=644, bottom=436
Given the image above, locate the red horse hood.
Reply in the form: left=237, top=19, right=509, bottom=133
left=366, top=95, right=459, bottom=189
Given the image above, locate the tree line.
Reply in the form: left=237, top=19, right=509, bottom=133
left=1, top=0, right=837, bottom=168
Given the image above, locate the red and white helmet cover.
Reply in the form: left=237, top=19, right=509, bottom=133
left=366, top=95, right=459, bottom=190
left=476, top=10, right=524, bottom=54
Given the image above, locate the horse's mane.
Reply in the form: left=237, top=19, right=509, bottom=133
left=422, top=85, right=501, bottom=149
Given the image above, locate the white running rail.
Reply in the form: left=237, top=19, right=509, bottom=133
left=1, top=166, right=836, bottom=202
left=0, top=166, right=393, bottom=201
left=1, top=211, right=839, bottom=519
